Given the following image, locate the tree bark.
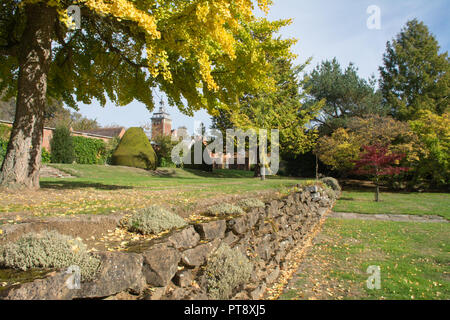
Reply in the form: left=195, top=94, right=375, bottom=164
left=253, top=148, right=262, bottom=178
left=0, top=4, right=55, bottom=190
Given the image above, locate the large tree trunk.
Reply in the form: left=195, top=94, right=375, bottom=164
left=0, top=4, right=55, bottom=190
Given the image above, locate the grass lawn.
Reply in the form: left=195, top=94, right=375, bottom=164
left=334, top=190, right=450, bottom=220
left=281, top=218, right=450, bottom=300
left=0, top=164, right=302, bottom=218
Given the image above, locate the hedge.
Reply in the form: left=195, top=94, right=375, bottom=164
left=73, top=136, right=107, bottom=165
left=0, top=139, right=50, bottom=167
left=0, top=123, right=114, bottom=166
left=50, top=127, right=75, bottom=164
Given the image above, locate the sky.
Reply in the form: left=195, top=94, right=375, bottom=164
left=74, top=0, right=450, bottom=134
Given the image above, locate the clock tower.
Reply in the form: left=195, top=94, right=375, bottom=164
left=151, top=103, right=172, bottom=139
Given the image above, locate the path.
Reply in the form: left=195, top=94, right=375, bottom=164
left=40, top=165, right=74, bottom=178
left=330, top=212, right=448, bottom=223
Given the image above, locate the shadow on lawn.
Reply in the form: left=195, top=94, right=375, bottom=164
left=40, top=181, right=134, bottom=190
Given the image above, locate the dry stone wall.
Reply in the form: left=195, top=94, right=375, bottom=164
left=1, top=183, right=339, bottom=300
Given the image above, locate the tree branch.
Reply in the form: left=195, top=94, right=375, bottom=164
left=92, top=21, right=149, bottom=70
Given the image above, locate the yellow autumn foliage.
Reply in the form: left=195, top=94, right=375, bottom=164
left=23, top=0, right=276, bottom=93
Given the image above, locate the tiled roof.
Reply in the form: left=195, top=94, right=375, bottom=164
left=80, top=127, right=124, bottom=138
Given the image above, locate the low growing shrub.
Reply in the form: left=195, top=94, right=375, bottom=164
left=322, top=186, right=337, bottom=200
left=0, top=231, right=101, bottom=281
left=206, top=203, right=244, bottom=217
left=127, top=206, right=187, bottom=235
left=159, top=157, right=177, bottom=168
left=153, top=134, right=178, bottom=168
left=320, top=177, right=341, bottom=193
left=205, top=244, right=253, bottom=300
left=41, top=148, right=51, bottom=164
left=236, top=198, right=265, bottom=210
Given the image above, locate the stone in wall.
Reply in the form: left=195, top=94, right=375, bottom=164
left=166, top=226, right=200, bottom=250
left=181, top=238, right=221, bottom=268
left=194, top=220, right=226, bottom=240
left=142, top=243, right=181, bottom=287
left=0, top=183, right=339, bottom=301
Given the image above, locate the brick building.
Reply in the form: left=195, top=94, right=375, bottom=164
left=151, top=105, right=172, bottom=138
left=0, top=120, right=124, bottom=152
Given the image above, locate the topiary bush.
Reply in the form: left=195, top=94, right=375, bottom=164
left=320, top=177, right=341, bottom=193
left=206, top=203, right=244, bottom=217
left=73, top=136, right=107, bottom=165
left=50, top=126, right=75, bottom=164
left=237, top=198, right=265, bottom=210
left=0, top=231, right=101, bottom=282
left=111, top=127, right=157, bottom=170
left=205, top=244, right=253, bottom=300
left=183, top=140, right=213, bottom=172
left=126, top=206, right=187, bottom=235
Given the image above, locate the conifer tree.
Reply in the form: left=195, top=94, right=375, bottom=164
left=380, top=19, right=449, bottom=121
